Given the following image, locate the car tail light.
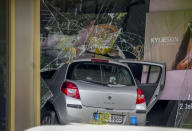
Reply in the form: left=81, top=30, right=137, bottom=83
left=136, top=88, right=145, bottom=104
left=61, top=81, right=80, bottom=99
left=91, top=59, right=109, bottom=63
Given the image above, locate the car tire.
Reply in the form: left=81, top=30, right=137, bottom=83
left=41, top=108, right=59, bottom=125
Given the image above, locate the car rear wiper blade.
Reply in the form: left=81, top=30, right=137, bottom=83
left=77, top=79, right=108, bottom=86
left=107, top=83, right=126, bottom=87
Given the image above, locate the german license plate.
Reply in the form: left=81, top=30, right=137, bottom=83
left=93, top=113, right=123, bottom=124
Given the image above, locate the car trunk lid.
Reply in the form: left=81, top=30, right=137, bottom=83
left=71, top=80, right=137, bottom=110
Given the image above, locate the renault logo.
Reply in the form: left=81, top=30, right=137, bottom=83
left=108, top=96, right=112, bottom=100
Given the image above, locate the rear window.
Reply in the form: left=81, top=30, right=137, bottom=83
left=67, top=62, right=135, bottom=86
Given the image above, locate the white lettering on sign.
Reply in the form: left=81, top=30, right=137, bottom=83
left=150, top=36, right=179, bottom=45
left=179, top=103, right=192, bottom=110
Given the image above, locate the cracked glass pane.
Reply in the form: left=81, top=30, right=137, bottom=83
left=39, top=0, right=192, bottom=129
left=40, top=0, right=152, bottom=126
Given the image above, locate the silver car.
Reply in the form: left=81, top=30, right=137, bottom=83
left=41, top=58, right=166, bottom=125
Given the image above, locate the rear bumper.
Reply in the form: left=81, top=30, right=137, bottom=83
left=53, top=94, right=146, bottom=125
left=66, top=105, right=146, bottom=125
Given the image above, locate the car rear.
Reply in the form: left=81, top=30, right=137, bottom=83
left=54, top=59, right=146, bottom=125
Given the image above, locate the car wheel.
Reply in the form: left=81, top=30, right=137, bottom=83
left=41, top=109, right=59, bottom=125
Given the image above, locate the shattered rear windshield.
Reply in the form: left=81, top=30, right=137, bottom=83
left=67, top=62, right=135, bottom=86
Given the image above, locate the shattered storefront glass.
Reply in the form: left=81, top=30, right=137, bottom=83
left=40, top=0, right=192, bottom=128
left=40, top=0, right=147, bottom=69
left=40, top=0, right=148, bottom=110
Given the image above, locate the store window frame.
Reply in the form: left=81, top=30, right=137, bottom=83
left=9, top=0, right=15, bottom=131
left=0, top=0, right=15, bottom=131
left=1, top=0, right=41, bottom=130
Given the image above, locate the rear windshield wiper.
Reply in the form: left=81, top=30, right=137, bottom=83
left=77, top=79, right=108, bottom=86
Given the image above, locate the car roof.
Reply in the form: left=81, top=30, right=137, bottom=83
left=71, top=58, right=129, bottom=68
left=72, top=57, right=165, bottom=66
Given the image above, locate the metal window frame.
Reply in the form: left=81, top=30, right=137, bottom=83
left=33, top=0, right=40, bottom=127
left=9, top=0, right=15, bottom=130
left=8, top=0, right=40, bottom=130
